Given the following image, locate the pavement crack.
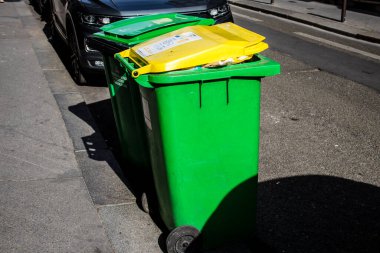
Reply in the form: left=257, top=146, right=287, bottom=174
left=0, top=151, right=56, bottom=171
left=0, top=176, right=82, bottom=183
left=0, top=126, right=73, bottom=151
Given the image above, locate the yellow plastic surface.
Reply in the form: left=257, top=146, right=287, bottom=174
left=118, top=22, right=269, bottom=77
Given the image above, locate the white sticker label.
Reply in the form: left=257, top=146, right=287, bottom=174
left=136, top=32, right=202, bottom=57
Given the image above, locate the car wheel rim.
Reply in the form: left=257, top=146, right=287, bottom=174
left=70, top=52, right=80, bottom=81
left=69, top=36, right=81, bottom=82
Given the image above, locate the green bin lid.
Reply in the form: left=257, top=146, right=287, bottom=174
left=94, top=13, right=215, bottom=46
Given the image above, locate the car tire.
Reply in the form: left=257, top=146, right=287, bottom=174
left=68, top=29, right=87, bottom=85
left=40, top=0, right=50, bottom=21
left=166, top=226, right=200, bottom=253
left=47, top=6, right=58, bottom=42
left=30, top=0, right=43, bottom=15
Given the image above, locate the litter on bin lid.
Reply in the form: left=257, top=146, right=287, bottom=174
left=203, top=55, right=252, bottom=68
left=116, top=22, right=269, bottom=78
left=94, top=13, right=215, bottom=46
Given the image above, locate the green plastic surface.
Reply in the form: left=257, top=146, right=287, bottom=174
left=103, top=55, right=151, bottom=171
left=94, top=13, right=215, bottom=46
left=116, top=54, right=280, bottom=248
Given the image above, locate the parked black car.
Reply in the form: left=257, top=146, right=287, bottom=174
left=48, top=0, right=233, bottom=84
left=31, top=0, right=49, bottom=19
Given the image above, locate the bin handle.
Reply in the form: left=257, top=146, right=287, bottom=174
left=115, top=49, right=152, bottom=78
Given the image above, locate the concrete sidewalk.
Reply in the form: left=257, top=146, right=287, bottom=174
left=0, top=1, right=114, bottom=252
left=229, top=0, right=380, bottom=43
left=0, top=1, right=160, bottom=252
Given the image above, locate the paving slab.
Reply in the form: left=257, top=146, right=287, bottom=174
left=0, top=177, right=113, bottom=253
left=34, top=49, right=67, bottom=70
left=43, top=69, right=80, bottom=94
left=14, top=1, right=33, bottom=16
left=77, top=85, right=111, bottom=105
left=20, top=15, right=43, bottom=28
left=98, top=204, right=162, bottom=253
left=0, top=22, right=29, bottom=39
left=0, top=39, right=79, bottom=180
left=54, top=93, right=108, bottom=151
left=0, top=2, right=18, bottom=17
left=30, top=33, right=52, bottom=50
left=75, top=150, right=136, bottom=206
left=0, top=134, right=80, bottom=181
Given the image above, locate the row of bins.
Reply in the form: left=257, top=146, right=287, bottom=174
left=88, top=13, right=280, bottom=253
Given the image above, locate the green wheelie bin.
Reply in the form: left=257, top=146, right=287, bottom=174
left=89, top=13, right=214, bottom=169
left=87, top=14, right=215, bottom=211
left=115, top=23, right=280, bottom=252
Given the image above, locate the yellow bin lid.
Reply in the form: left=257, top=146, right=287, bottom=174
left=117, top=22, right=269, bottom=78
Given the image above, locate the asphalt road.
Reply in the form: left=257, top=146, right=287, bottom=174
left=231, top=5, right=380, bottom=91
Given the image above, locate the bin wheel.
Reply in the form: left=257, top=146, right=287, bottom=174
left=140, top=192, right=149, bottom=213
left=166, top=226, right=199, bottom=253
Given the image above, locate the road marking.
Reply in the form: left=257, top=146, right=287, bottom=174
left=293, top=69, right=320, bottom=73
left=294, top=32, right=380, bottom=61
left=233, top=12, right=263, bottom=22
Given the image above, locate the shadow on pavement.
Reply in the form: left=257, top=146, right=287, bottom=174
left=193, top=175, right=380, bottom=252
left=66, top=101, right=126, bottom=179
left=67, top=99, right=144, bottom=195
left=256, top=175, right=380, bottom=253
left=69, top=98, right=161, bottom=223
left=191, top=176, right=273, bottom=253
left=85, top=98, right=156, bottom=199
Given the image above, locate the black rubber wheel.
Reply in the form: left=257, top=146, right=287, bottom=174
left=47, top=7, right=58, bottom=43
left=166, top=226, right=200, bottom=253
left=40, top=0, right=50, bottom=21
left=68, top=31, right=86, bottom=85
left=36, top=0, right=43, bottom=15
